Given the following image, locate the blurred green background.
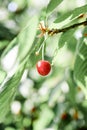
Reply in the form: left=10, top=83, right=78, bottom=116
left=0, top=0, right=87, bottom=130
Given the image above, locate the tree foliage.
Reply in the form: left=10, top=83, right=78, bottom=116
left=0, top=0, right=87, bottom=130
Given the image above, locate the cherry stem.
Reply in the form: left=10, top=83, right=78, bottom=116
left=42, top=42, right=45, bottom=60
left=37, top=41, right=44, bottom=53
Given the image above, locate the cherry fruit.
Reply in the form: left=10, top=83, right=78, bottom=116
left=36, top=60, right=51, bottom=76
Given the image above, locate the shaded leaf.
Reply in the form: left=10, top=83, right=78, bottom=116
left=66, top=69, right=77, bottom=105
left=0, top=69, right=7, bottom=84
left=54, top=12, right=71, bottom=23
left=58, top=29, right=75, bottom=48
left=18, top=16, right=39, bottom=61
left=0, top=63, right=25, bottom=122
left=0, top=16, right=39, bottom=122
left=0, top=23, right=16, bottom=41
left=0, top=41, right=9, bottom=50
left=74, top=38, right=87, bottom=93
left=46, top=0, right=63, bottom=15
left=67, top=36, right=77, bottom=52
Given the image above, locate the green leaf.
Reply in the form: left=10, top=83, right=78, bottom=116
left=18, top=16, right=39, bottom=62
left=0, top=41, right=9, bottom=50
left=54, top=4, right=87, bottom=23
left=71, top=4, right=87, bottom=19
left=0, top=69, right=7, bottom=84
left=54, top=12, right=71, bottom=23
left=74, top=38, right=87, bottom=96
left=66, top=70, right=76, bottom=105
left=0, top=17, right=39, bottom=121
left=46, top=0, right=63, bottom=15
left=0, top=63, right=25, bottom=122
left=1, top=16, right=39, bottom=62
left=67, top=36, right=77, bottom=52
left=58, top=29, right=75, bottom=48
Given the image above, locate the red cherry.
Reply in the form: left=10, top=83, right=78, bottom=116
left=36, top=60, right=51, bottom=76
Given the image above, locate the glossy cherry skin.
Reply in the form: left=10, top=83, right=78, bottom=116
left=36, top=60, right=51, bottom=76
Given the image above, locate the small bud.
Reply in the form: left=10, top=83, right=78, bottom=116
left=78, top=14, right=85, bottom=19
left=35, top=51, right=39, bottom=56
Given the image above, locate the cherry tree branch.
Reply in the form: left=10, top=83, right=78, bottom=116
left=48, top=20, right=87, bottom=35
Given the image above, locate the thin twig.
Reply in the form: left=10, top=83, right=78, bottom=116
left=48, top=20, right=87, bottom=35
